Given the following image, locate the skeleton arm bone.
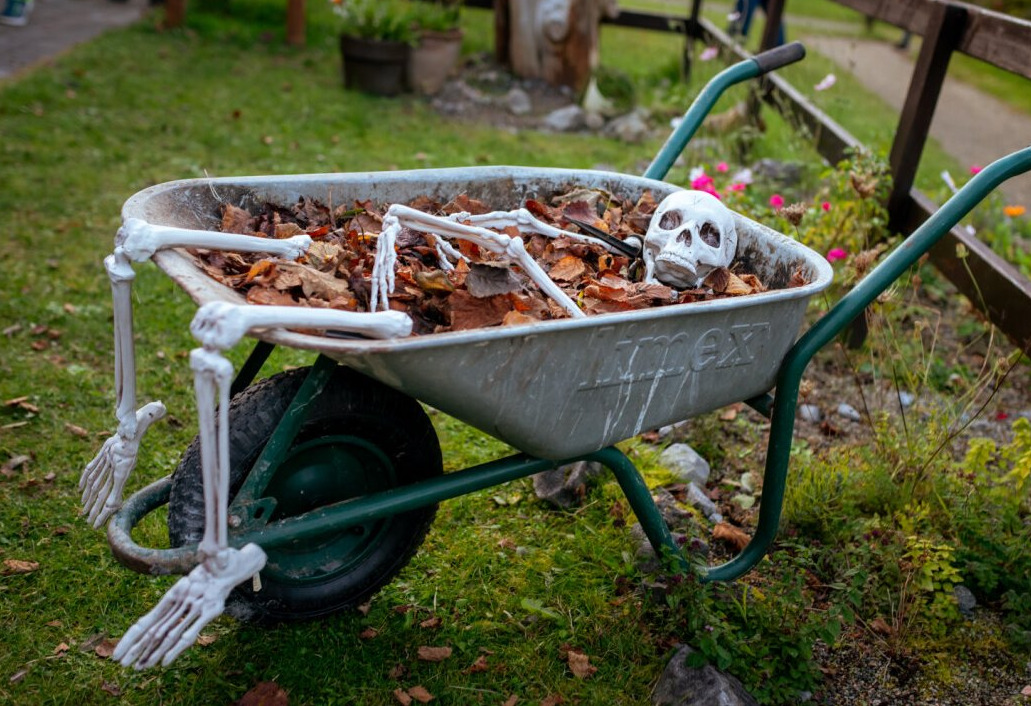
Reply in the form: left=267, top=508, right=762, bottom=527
left=371, top=205, right=586, bottom=319
left=117, top=217, right=312, bottom=262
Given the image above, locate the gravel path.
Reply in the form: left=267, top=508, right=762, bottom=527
left=802, top=35, right=1031, bottom=207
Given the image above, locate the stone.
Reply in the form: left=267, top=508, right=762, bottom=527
left=954, top=585, right=977, bottom=618
left=532, top=460, right=604, bottom=508
left=739, top=472, right=758, bottom=493
left=505, top=87, right=532, bottom=116
left=651, top=487, right=696, bottom=530
left=603, top=108, right=651, bottom=143
left=898, top=391, right=915, bottom=407
left=799, top=404, right=823, bottom=423
left=585, top=111, right=606, bottom=130
left=542, top=105, right=586, bottom=132
left=685, top=482, right=720, bottom=522
left=751, top=158, right=803, bottom=186
left=652, top=645, right=759, bottom=706
left=659, top=443, right=710, bottom=485
left=837, top=402, right=861, bottom=421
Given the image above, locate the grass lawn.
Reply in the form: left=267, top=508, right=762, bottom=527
left=1, top=2, right=1029, bottom=705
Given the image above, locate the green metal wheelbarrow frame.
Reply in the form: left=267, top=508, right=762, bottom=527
left=106, top=48, right=1031, bottom=584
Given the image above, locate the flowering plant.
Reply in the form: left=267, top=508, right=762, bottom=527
left=330, top=0, right=415, bottom=43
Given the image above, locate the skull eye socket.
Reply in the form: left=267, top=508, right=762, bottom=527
left=699, top=221, right=721, bottom=248
left=658, top=211, right=682, bottom=230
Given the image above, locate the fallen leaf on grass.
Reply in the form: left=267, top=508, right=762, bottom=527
left=196, top=633, right=218, bottom=647
left=417, top=646, right=452, bottom=662
left=359, top=627, right=379, bottom=640
left=101, top=681, right=122, bottom=697
left=46, top=620, right=62, bottom=628
left=712, top=522, right=750, bottom=551
left=65, top=423, right=89, bottom=438
left=463, top=655, right=489, bottom=674
left=418, top=616, right=441, bottom=629
left=357, top=601, right=372, bottom=616
left=502, top=696, right=518, bottom=706
left=394, top=689, right=413, bottom=706
left=236, top=681, right=289, bottom=706
left=407, top=685, right=434, bottom=703
left=566, top=649, right=597, bottom=679
left=3, top=559, right=39, bottom=575
left=869, top=617, right=893, bottom=636
left=540, top=694, right=565, bottom=706
left=94, top=638, right=119, bottom=659
left=1, top=455, right=30, bottom=477
left=1020, top=685, right=1031, bottom=696
left=9, top=669, right=28, bottom=684
left=53, top=643, right=69, bottom=656
left=388, top=663, right=408, bottom=680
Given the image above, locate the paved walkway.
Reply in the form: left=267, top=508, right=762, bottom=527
left=0, top=0, right=148, bottom=80
left=803, top=35, right=1031, bottom=207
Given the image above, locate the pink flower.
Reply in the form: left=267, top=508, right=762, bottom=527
left=700, top=46, right=719, bottom=61
left=769, top=194, right=784, bottom=208
left=716, top=162, right=729, bottom=173
left=814, top=74, right=837, bottom=91
left=691, top=173, right=714, bottom=190
left=969, top=165, right=983, bottom=175
left=827, top=248, right=848, bottom=263
left=727, top=182, right=747, bottom=192
left=821, top=201, right=831, bottom=212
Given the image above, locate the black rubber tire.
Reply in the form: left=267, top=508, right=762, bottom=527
left=167, top=366, right=442, bottom=625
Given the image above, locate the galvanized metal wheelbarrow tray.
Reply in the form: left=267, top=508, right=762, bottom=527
left=96, top=41, right=1031, bottom=639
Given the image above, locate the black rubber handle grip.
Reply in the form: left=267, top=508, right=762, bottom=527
left=752, top=41, right=806, bottom=75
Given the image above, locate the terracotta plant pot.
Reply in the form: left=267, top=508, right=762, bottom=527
left=340, top=34, right=410, bottom=96
left=408, top=28, right=463, bottom=96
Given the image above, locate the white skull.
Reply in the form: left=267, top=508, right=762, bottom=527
left=643, top=190, right=737, bottom=289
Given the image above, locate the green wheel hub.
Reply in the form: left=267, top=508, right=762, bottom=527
left=257, top=435, right=396, bottom=584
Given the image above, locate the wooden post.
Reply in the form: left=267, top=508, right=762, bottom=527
left=286, top=0, right=306, bottom=47
left=759, top=0, right=786, bottom=51
left=164, top=0, right=186, bottom=29
left=495, top=0, right=511, bottom=67
left=683, top=0, right=702, bottom=79
left=887, top=2, right=968, bottom=233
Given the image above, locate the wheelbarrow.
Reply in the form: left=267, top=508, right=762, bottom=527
left=81, top=37, right=1031, bottom=668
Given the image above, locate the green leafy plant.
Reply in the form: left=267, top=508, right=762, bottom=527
left=410, top=0, right=461, bottom=33
left=329, top=0, right=415, bottom=42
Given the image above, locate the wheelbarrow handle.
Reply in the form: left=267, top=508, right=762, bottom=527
left=643, top=41, right=806, bottom=182
left=703, top=145, right=1031, bottom=583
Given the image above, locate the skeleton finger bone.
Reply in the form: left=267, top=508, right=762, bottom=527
left=643, top=189, right=737, bottom=289
left=117, top=218, right=312, bottom=262
left=79, top=401, right=167, bottom=528
left=371, top=204, right=586, bottom=319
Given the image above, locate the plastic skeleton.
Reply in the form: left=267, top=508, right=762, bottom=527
left=369, top=190, right=737, bottom=313
left=79, top=218, right=314, bottom=528
left=113, top=302, right=411, bottom=669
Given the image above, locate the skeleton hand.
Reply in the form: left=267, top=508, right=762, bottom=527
left=113, top=543, right=266, bottom=670
left=79, top=401, right=167, bottom=528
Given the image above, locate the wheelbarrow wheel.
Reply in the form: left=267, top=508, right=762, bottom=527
left=167, top=366, right=442, bottom=625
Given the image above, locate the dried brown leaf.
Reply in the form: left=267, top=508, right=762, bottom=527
left=1, top=454, right=30, bottom=477
left=418, top=616, right=441, bottom=630
left=359, top=628, right=379, bottom=640
left=273, top=262, right=352, bottom=301
left=548, top=255, right=587, bottom=282
left=236, top=681, right=289, bottom=706
left=566, top=649, right=597, bottom=679
left=94, top=638, right=119, bottom=658
left=393, top=689, right=413, bottom=706
left=449, top=291, right=514, bottom=331
left=540, top=693, right=565, bottom=706
left=3, top=559, right=39, bottom=575
left=65, top=423, right=89, bottom=438
left=221, top=204, right=256, bottom=235
left=357, top=601, right=372, bottom=616
left=275, top=222, right=304, bottom=239
left=407, top=685, right=434, bottom=703
left=416, top=646, right=452, bottom=662
left=869, top=617, right=893, bottom=636
left=463, top=655, right=489, bottom=674
left=413, top=270, right=455, bottom=295
left=246, top=287, right=297, bottom=307
left=465, top=263, right=522, bottom=298
left=712, top=522, right=750, bottom=551
left=196, top=633, right=218, bottom=647
left=502, top=696, right=518, bottom=706
left=501, top=311, right=540, bottom=327
left=101, top=682, right=122, bottom=697
left=53, top=642, right=69, bottom=656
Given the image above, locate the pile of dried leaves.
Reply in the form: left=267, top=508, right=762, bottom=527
left=196, top=187, right=770, bottom=336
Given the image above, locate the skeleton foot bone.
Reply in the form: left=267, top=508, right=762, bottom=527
left=113, top=544, right=267, bottom=669
left=115, top=301, right=411, bottom=669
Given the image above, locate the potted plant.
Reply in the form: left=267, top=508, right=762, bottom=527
left=331, top=0, right=415, bottom=96
left=408, top=0, right=463, bottom=95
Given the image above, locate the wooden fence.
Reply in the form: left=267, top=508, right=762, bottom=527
left=472, top=0, right=1031, bottom=348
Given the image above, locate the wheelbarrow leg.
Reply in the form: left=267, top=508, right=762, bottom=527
left=589, top=447, right=689, bottom=573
